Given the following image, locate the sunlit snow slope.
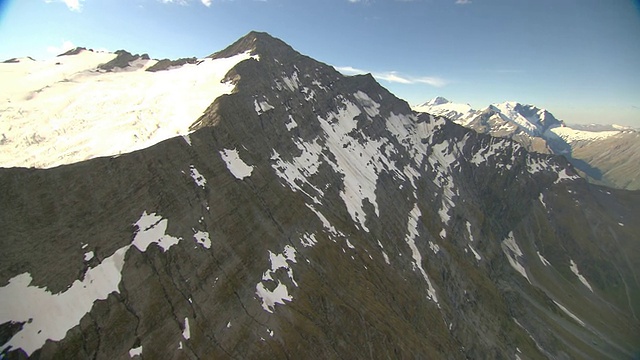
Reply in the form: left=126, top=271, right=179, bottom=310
left=0, top=50, right=254, bottom=168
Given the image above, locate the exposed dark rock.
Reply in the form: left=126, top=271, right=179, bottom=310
left=98, top=50, right=150, bottom=71
left=146, top=57, right=198, bottom=72
left=58, top=47, right=88, bottom=56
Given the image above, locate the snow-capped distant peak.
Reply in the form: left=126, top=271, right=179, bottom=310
left=423, top=96, right=451, bottom=107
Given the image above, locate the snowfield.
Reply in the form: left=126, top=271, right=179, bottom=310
left=0, top=49, right=255, bottom=168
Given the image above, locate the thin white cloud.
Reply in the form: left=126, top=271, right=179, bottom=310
left=335, top=66, right=447, bottom=87
left=414, top=77, right=448, bottom=87
left=46, top=40, right=76, bottom=56
left=455, top=0, right=472, bottom=4
left=159, top=0, right=215, bottom=6
left=335, top=66, right=367, bottom=75
left=374, top=71, right=413, bottom=84
left=44, top=0, right=82, bottom=11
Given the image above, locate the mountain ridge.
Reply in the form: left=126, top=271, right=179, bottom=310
left=1, top=32, right=638, bottom=359
left=414, top=97, right=640, bottom=190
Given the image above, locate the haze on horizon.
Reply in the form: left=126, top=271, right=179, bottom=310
left=1, top=0, right=639, bottom=127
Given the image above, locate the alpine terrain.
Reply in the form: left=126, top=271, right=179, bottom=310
left=413, top=98, right=640, bottom=190
left=1, top=32, right=639, bottom=359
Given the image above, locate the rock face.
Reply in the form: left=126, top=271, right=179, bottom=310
left=146, top=57, right=198, bottom=72
left=97, top=50, right=151, bottom=71
left=1, top=31, right=639, bottom=359
left=414, top=98, right=640, bottom=190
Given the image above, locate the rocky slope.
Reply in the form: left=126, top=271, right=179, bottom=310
left=414, top=98, right=640, bottom=190
left=1, top=32, right=639, bottom=359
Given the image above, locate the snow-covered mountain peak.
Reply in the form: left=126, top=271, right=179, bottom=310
left=0, top=48, right=256, bottom=168
left=208, top=31, right=294, bottom=61
left=423, top=96, right=451, bottom=107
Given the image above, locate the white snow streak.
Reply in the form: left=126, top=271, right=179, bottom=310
left=537, top=251, right=551, bottom=266
left=569, top=259, right=593, bottom=292
left=554, top=169, right=580, bottom=184
left=404, top=204, right=439, bottom=304
left=182, top=317, right=191, bottom=340
left=553, top=300, right=586, bottom=326
left=501, top=232, right=530, bottom=283
left=429, top=241, right=440, bottom=254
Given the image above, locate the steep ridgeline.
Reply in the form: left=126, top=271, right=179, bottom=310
left=1, top=32, right=639, bottom=359
left=414, top=98, right=640, bottom=190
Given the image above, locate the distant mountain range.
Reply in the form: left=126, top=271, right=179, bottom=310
left=413, top=98, right=640, bottom=190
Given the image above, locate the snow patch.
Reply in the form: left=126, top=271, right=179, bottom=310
left=285, top=115, right=298, bottom=131
left=353, top=91, right=381, bottom=118
left=129, top=346, right=143, bottom=357
left=0, top=246, right=129, bottom=356
left=256, top=245, right=297, bottom=313
left=537, top=251, right=551, bottom=266
left=466, top=221, right=474, bottom=242
left=429, top=241, right=440, bottom=254
left=554, top=169, right=580, bottom=184
left=83, top=251, right=94, bottom=261
left=404, top=204, right=439, bottom=304
left=539, top=193, right=547, bottom=209
left=569, top=259, right=593, bottom=292
left=132, top=211, right=182, bottom=252
left=193, top=230, right=211, bottom=249
left=469, top=245, right=482, bottom=261
left=305, top=204, right=342, bottom=237
left=300, top=233, right=318, bottom=247
left=271, top=139, right=324, bottom=204
left=219, top=148, right=254, bottom=180
left=254, top=99, right=275, bottom=115
left=182, top=317, right=191, bottom=340
left=501, top=232, right=530, bottom=283
left=553, top=300, right=585, bottom=326
left=189, top=165, right=207, bottom=188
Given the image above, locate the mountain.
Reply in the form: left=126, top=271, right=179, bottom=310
left=1, top=32, right=639, bottom=359
left=414, top=98, right=640, bottom=190
left=0, top=47, right=256, bottom=169
left=413, top=97, right=478, bottom=126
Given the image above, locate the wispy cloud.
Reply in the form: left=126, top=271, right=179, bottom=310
left=160, top=0, right=189, bottom=5
left=201, top=0, right=212, bottom=6
left=44, top=0, right=82, bottom=11
left=46, top=40, right=75, bottom=55
left=335, top=66, right=447, bottom=87
left=455, top=0, right=472, bottom=4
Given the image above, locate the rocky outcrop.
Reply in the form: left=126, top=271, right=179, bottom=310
left=57, top=47, right=88, bottom=56
left=98, top=50, right=150, bottom=71
left=146, top=57, right=198, bottom=72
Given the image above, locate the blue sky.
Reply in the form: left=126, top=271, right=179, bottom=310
left=1, top=0, right=639, bottom=126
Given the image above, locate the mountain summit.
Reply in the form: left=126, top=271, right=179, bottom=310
left=1, top=32, right=639, bottom=359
